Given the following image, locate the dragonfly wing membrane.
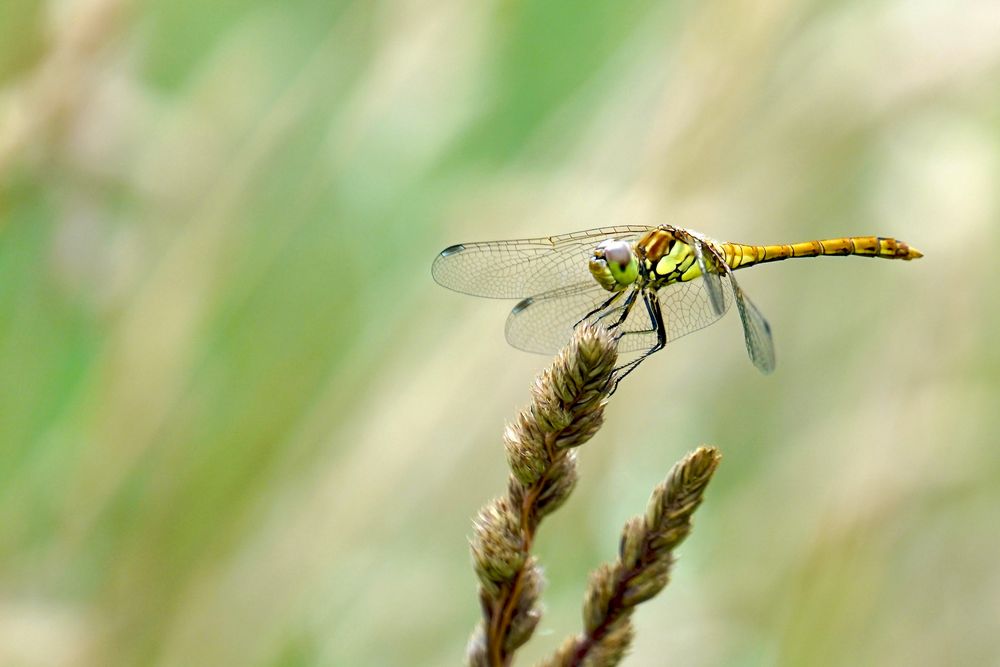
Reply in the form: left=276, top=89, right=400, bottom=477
left=655, top=266, right=774, bottom=374
left=432, top=226, right=652, bottom=299
left=505, top=282, right=617, bottom=354
left=731, top=281, right=776, bottom=373
left=692, top=239, right=727, bottom=316
left=655, top=277, right=734, bottom=343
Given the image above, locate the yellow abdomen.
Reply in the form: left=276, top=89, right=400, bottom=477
left=722, top=236, right=923, bottom=270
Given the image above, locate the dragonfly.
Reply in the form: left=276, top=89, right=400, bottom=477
left=432, top=225, right=922, bottom=387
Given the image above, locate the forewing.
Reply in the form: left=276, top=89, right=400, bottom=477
left=692, top=238, right=727, bottom=316
left=504, top=282, right=616, bottom=354
left=432, top=226, right=653, bottom=299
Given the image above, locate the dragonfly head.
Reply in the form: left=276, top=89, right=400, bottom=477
left=589, top=240, right=639, bottom=292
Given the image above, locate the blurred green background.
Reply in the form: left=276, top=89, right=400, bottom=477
left=2, top=0, right=999, bottom=665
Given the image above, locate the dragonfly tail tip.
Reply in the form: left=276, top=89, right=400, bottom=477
left=901, top=242, right=923, bottom=260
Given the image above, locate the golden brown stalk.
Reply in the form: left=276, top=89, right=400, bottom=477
left=467, top=325, right=618, bottom=667
left=542, top=447, right=722, bottom=667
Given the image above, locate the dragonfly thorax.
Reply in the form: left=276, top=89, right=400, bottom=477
left=637, top=228, right=712, bottom=287
left=589, top=240, right=639, bottom=292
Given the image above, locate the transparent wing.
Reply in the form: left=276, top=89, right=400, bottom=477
left=731, top=281, right=776, bottom=373
left=654, top=271, right=775, bottom=372
left=503, top=272, right=775, bottom=370
left=656, top=278, right=733, bottom=343
left=504, top=282, right=619, bottom=354
left=432, top=225, right=653, bottom=299
left=506, top=275, right=744, bottom=356
left=505, top=277, right=740, bottom=357
left=692, top=238, right=727, bottom=316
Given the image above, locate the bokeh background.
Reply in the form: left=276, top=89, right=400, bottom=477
left=2, top=0, right=999, bottom=665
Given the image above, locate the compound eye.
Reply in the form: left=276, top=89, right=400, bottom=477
left=595, top=240, right=638, bottom=287
left=603, top=241, right=632, bottom=268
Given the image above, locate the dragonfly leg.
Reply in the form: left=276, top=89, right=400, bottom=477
left=610, top=290, right=667, bottom=393
left=605, top=288, right=639, bottom=330
left=584, top=289, right=639, bottom=338
left=575, top=291, right=624, bottom=327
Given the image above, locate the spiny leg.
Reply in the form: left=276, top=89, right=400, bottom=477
left=587, top=288, right=639, bottom=334
left=574, top=290, right=625, bottom=327
left=604, top=288, right=640, bottom=331
left=610, top=289, right=667, bottom=394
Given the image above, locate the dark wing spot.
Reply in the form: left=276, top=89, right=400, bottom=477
left=440, top=244, right=466, bottom=257
left=512, top=297, right=535, bottom=314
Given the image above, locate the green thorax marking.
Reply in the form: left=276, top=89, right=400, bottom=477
left=647, top=239, right=704, bottom=286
